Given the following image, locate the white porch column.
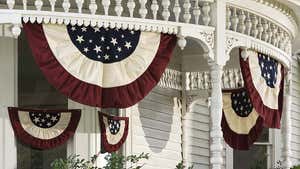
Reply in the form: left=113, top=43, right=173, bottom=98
left=282, top=70, right=292, bottom=169
left=209, top=62, right=224, bottom=169
left=0, top=37, right=18, bottom=169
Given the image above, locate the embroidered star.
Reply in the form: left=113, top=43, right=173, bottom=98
left=84, top=47, right=89, bottom=53
left=71, top=27, right=76, bottom=31
left=46, top=114, right=50, bottom=118
left=115, top=55, right=118, bottom=58
left=33, top=117, right=40, bottom=123
left=76, top=36, right=84, bottom=44
left=117, top=47, right=122, bottom=52
left=94, top=45, right=102, bottom=53
left=94, top=27, right=100, bottom=32
left=51, top=116, right=57, bottom=122
left=125, top=42, right=132, bottom=49
left=89, top=39, right=93, bottom=43
left=106, top=46, right=110, bottom=50
left=41, top=119, right=45, bottom=122
left=111, top=38, right=118, bottom=46
left=81, top=27, right=87, bottom=32
left=47, top=122, right=52, bottom=126
left=130, top=30, right=135, bottom=34
left=101, top=36, right=105, bottom=41
left=104, top=54, right=110, bottom=60
left=97, top=55, right=101, bottom=58
left=121, top=34, right=125, bottom=38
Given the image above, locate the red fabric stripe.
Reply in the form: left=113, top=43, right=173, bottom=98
left=8, top=107, right=81, bottom=150
left=23, top=23, right=177, bottom=108
left=239, top=49, right=284, bottom=128
left=98, top=112, right=129, bottom=152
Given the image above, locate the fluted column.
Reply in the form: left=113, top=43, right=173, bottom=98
left=282, top=70, right=292, bottom=169
left=209, top=62, right=224, bottom=169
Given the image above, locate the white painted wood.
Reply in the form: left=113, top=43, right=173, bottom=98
left=62, top=0, right=71, bottom=12
left=6, top=0, right=15, bottom=9
left=193, top=0, right=201, bottom=25
left=0, top=37, right=17, bottom=169
left=89, top=0, right=97, bottom=15
left=114, top=0, right=122, bottom=16
left=75, top=0, right=84, bottom=13
left=102, top=0, right=110, bottom=15
left=162, top=0, right=170, bottom=21
left=173, top=0, right=181, bottom=22
left=183, top=0, right=191, bottom=23
left=127, top=0, right=135, bottom=18
left=34, top=0, right=43, bottom=11
left=49, top=0, right=56, bottom=12
left=202, top=2, right=211, bottom=26
left=139, top=0, right=147, bottom=19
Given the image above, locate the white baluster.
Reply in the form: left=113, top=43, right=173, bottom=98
left=193, top=0, right=201, bottom=24
left=162, top=0, right=170, bottom=21
left=115, top=0, right=123, bottom=16
left=226, top=7, right=231, bottom=30
left=7, top=0, right=15, bottom=9
left=102, top=0, right=110, bottom=15
left=237, top=10, right=246, bottom=34
left=267, top=22, right=273, bottom=43
left=257, top=17, right=264, bottom=40
left=89, top=0, right=97, bottom=15
left=139, top=0, right=147, bottom=19
left=262, top=19, right=269, bottom=41
left=229, top=69, right=235, bottom=88
left=186, top=72, right=191, bottom=90
left=251, top=14, right=258, bottom=38
left=271, top=24, right=278, bottom=46
left=151, top=0, right=159, bottom=20
left=203, top=72, right=210, bottom=89
left=23, top=0, right=27, bottom=10
left=35, top=0, right=43, bottom=11
left=277, top=28, right=283, bottom=48
left=202, top=2, right=211, bottom=26
left=279, top=29, right=285, bottom=50
left=173, top=0, right=181, bottom=22
left=183, top=0, right=191, bottom=23
left=62, top=0, right=71, bottom=12
left=76, top=0, right=84, bottom=13
left=245, top=12, right=252, bottom=35
left=231, top=8, right=239, bottom=31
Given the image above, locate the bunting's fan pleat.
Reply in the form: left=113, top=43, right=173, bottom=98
left=222, top=89, right=264, bottom=150
left=8, top=107, right=81, bottom=149
left=240, top=49, right=284, bottom=128
left=23, top=23, right=177, bottom=108
left=98, top=112, right=129, bottom=152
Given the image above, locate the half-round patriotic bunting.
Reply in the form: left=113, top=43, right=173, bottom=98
left=221, top=89, right=264, bottom=150
left=23, top=23, right=177, bottom=108
left=240, top=49, right=284, bottom=128
left=8, top=107, right=81, bottom=149
left=98, top=112, right=129, bottom=152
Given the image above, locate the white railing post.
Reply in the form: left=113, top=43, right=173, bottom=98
left=23, top=0, right=27, bottom=10
left=7, top=0, right=15, bottom=9
left=127, top=0, right=135, bottom=18
left=183, top=0, right=191, bottom=23
left=89, top=0, right=97, bottom=15
left=245, top=12, right=252, bottom=36
left=139, top=0, right=147, bottom=19
left=226, top=6, right=231, bottom=30
left=76, top=0, right=84, bottom=13
left=193, top=0, right=201, bottom=24
left=151, top=0, right=159, bottom=20
left=237, top=9, right=246, bottom=33
left=102, top=0, right=110, bottom=15
left=230, top=8, right=238, bottom=31
left=35, top=0, right=43, bottom=11
left=115, top=0, right=123, bottom=17
left=251, top=14, right=258, bottom=38
left=49, top=0, right=56, bottom=12
left=162, top=0, right=170, bottom=21
left=62, top=0, right=71, bottom=13
left=173, top=0, right=181, bottom=22
left=202, top=2, right=211, bottom=26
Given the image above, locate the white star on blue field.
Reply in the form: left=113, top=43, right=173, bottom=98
left=67, top=25, right=141, bottom=64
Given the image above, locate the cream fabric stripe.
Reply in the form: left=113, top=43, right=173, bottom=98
left=103, top=117, right=125, bottom=145
left=43, top=24, right=161, bottom=88
left=248, top=51, right=282, bottom=109
left=18, top=111, right=71, bottom=140
left=223, top=93, right=259, bottom=134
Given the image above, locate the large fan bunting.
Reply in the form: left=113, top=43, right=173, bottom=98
left=240, top=49, right=284, bottom=128
left=23, top=23, right=177, bottom=108
left=8, top=107, right=81, bottom=149
left=222, top=88, right=264, bottom=150
left=99, top=112, right=129, bottom=152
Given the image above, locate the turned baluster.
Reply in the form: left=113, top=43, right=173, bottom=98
left=251, top=14, right=258, bottom=38
left=7, top=0, right=15, bottom=9
left=262, top=19, right=269, bottom=42
left=151, top=0, right=159, bottom=20
left=278, top=29, right=285, bottom=50
left=257, top=17, right=264, bottom=40
left=203, top=72, right=210, bottom=89
left=76, top=0, right=84, bottom=13
left=222, top=70, right=229, bottom=89
left=186, top=72, right=191, bottom=90
left=62, top=0, right=71, bottom=12
left=271, top=24, right=278, bottom=46
left=23, top=0, right=27, bottom=10
left=191, top=73, right=197, bottom=89
left=245, top=12, right=252, bottom=36
left=267, top=23, right=273, bottom=43
left=89, top=0, right=97, bottom=15
left=183, top=0, right=191, bottom=23
left=277, top=28, right=283, bottom=48
left=228, top=69, right=235, bottom=88
left=173, top=0, right=181, bottom=22
left=35, top=0, right=43, bottom=11
left=226, top=7, right=231, bottom=30
left=102, top=0, right=110, bottom=15
left=237, top=10, right=246, bottom=34
left=115, top=0, right=123, bottom=16
left=139, top=0, right=147, bottom=19
left=193, top=0, right=201, bottom=24
left=202, top=2, right=211, bottom=26
left=162, top=0, right=170, bottom=21
left=231, top=8, right=239, bottom=31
